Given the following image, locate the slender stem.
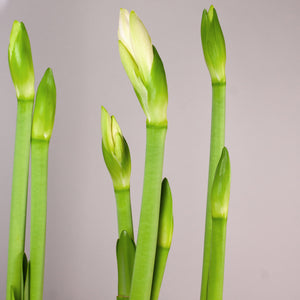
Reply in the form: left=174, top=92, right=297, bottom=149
left=150, top=246, right=169, bottom=300
left=114, top=188, right=134, bottom=241
left=30, top=139, right=49, bottom=300
left=6, top=100, right=33, bottom=300
left=130, top=124, right=167, bottom=300
left=200, top=83, right=226, bottom=300
left=207, top=218, right=227, bottom=300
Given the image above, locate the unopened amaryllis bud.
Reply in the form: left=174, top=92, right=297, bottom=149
left=8, top=21, right=35, bottom=101
left=118, top=9, right=168, bottom=126
left=32, top=68, right=56, bottom=142
left=157, top=178, right=173, bottom=249
left=201, top=6, right=226, bottom=84
left=101, top=106, right=131, bottom=190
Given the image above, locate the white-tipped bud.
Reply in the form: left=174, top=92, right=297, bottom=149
left=101, top=106, right=131, bottom=190
left=118, top=9, right=168, bottom=126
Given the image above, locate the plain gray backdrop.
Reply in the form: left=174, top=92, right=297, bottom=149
left=0, top=0, right=300, bottom=299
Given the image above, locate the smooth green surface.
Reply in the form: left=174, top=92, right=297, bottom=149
left=211, top=147, right=231, bottom=219
left=207, top=218, right=227, bottom=300
left=6, top=100, right=33, bottom=300
left=150, top=178, right=173, bottom=300
left=157, top=178, right=173, bottom=249
left=115, top=189, right=134, bottom=240
left=8, top=21, right=34, bottom=101
left=200, top=83, right=226, bottom=300
left=30, top=140, right=49, bottom=300
left=130, top=124, right=167, bottom=300
left=31, top=68, right=56, bottom=141
left=150, top=247, right=169, bottom=300
left=116, top=231, right=135, bottom=298
left=201, top=6, right=226, bottom=85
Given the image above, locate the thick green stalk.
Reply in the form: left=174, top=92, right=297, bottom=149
left=200, top=83, right=226, bottom=300
left=130, top=124, right=167, bottom=300
left=6, top=100, right=33, bottom=300
left=207, top=218, right=227, bottom=300
left=30, top=139, right=49, bottom=300
left=114, top=188, right=134, bottom=240
left=150, top=246, right=169, bottom=300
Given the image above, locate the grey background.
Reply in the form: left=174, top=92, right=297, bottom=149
left=0, top=0, right=299, bottom=299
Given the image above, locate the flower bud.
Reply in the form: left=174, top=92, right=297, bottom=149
left=8, top=21, right=34, bottom=101
left=201, top=6, right=226, bottom=84
left=118, top=9, right=168, bottom=126
left=157, top=178, right=173, bottom=249
left=32, top=68, right=56, bottom=142
left=211, top=147, right=231, bottom=219
left=101, top=106, right=131, bottom=190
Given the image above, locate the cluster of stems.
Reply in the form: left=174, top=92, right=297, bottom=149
left=200, top=6, right=231, bottom=300
left=5, top=5, right=232, bottom=300
left=102, top=8, right=173, bottom=300
left=103, top=6, right=232, bottom=300
left=6, top=21, right=56, bottom=300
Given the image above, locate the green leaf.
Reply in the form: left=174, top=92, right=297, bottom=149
left=116, top=230, right=136, bottom=297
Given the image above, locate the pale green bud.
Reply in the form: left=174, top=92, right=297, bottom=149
left=211, top=147, right=231, bottom=219
left=157, top=178, right=173, bottom=249
left=118, top=9, right=168, bottom=126
left=32, top=68, right=56, bottom=142
left=201, top=6, right=226, bottom=84
left=8, top=21, right=34, bottom=101
left=101, top=107, right=131, bottom=190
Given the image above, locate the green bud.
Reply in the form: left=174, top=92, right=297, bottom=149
left=32, top=68, right=56, bottom=141
left=101, top=107, right=131, bottom=190
left=157, top=178, right=174, bottom=249
left=116, top=231, right=136, bottom=297
left=146, top=46, right=168, bottom=126
left=201, top=6, right=226, bottom=84
left=8, top=21, right=34, bottom=101
left=118, top=9, right=168, bottom=126
left=211, top=147, right=231, bottom=219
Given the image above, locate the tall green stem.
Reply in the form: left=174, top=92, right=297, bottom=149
left=200, top=83, right=226, bottom=300
left=6, top=100, right=33, bottom=300
left=30, top=139, right=49, bottom=300
left=114, top=188, right=134, bottom=240
left=130, top=124, right=167, bottom=300
left=207, top=218, right=227, bottom=300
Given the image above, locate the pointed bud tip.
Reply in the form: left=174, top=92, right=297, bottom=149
left=101, top=105, right=108, bottom=121
left=208, top=5, right=215, bottom=21
left=9, top=21, right=22, bottom=53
